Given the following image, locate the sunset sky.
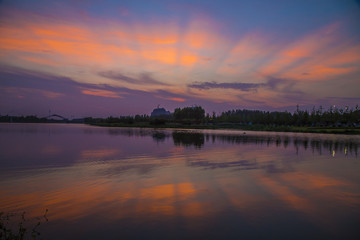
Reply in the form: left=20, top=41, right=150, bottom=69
left=1, top=0, right=359, bottom=117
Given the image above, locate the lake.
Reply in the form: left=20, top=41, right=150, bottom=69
left=0, top=123, right=359, bottom=239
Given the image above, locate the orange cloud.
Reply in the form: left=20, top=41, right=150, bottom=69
left=179, top=53, right=198, bottom=66
left=42, top=40, right=113, bottom=63
left=182, top=17, right=225, bottom=50
left=325, top=45, right=360, bottom=66
left=290, top=65, right=357, bottom=80
left=81, top=88, right=122, bottom=98
left=169, top=97, right=186, bottom=102
left=137, top=33, right=178, bottom=45
left=0, top=11, right=227, bottom=76
left=0, top=38, right=46, bottom=53
left=184, top=32, right=208, bottom=49
left=258, top=22, right=360, bottom=81
left=142, top=48, right=177, bottom=64
left=33, top=25, right=91, bottom=42
left=1, top=9, right=359, bottom=108
left=20, top=56, right=58, bottom=66
left=0, top=22, right=136, bottom=68
left=217, top=33, right=278, bottom=75
left=40, top=89, right=64, bottom=99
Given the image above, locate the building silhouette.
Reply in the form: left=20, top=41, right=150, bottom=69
left=151, top=106, right=171, bottom=118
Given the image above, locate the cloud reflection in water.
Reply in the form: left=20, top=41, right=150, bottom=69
left=0, top=124, right=359, bottom=239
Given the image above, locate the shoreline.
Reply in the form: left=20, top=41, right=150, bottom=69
left=89, top=122, right=360, bottom=135
left=2, top=122, right=359, bottom=135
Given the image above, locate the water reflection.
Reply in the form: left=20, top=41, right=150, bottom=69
left=0, top=125, right=359, bottom=176
left=117, top=128, right=359, bottom=156
left=152, top=131, right=168, bottom=143
left=172, top=131, right=205, bottom=148
left=212, top=133, right=358, bottom=156
left=106, top=127, right=359, bottom=156
left=0, top=124, right=360, bottom=239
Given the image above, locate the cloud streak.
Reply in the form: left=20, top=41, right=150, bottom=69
left=188, top=77, right=287, bottom=92
left=0, top=66, right=217, bottom=116
left=98, top=71, right=169, bottom=86
left=81, top=88, right=123, bottom=98
left=188, top=82, right=264, bottom=91
left=0, top=2, right=359, bottom=114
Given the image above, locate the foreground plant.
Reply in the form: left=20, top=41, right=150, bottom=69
left=0, top=209, right=48, bottom=240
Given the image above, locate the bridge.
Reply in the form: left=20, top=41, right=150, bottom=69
left=45, top=114, right=69, bottom=121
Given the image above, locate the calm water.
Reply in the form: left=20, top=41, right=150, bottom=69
left=0, top=123, right=360, bottom=239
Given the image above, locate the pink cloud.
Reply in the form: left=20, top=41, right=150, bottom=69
left=169, top=97, right=186, bottom=102
left=1, top=87, right=64, bottom=99
left=81, top=88, right=123, bottom=98
left=258, top=22, right=360, bottom=81
left=0, top=7, right=359, bottom=112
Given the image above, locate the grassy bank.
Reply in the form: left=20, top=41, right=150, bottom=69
left=89, top=122, right=360, bottom=135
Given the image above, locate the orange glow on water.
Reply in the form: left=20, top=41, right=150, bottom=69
left=279, top=172, right=347, bottom=189
left=0, top=141, right=359, bottom=230
left=140, top=184, right=175, bottom=200
left=81, top=149, right=119, bottom=159
left=259, top=175, right=311, bottom=208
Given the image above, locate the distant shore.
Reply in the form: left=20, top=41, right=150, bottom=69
left=89, top=122, right=360, bottom=135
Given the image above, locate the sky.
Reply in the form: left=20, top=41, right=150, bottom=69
left=0, top=0, right=360, bottom=118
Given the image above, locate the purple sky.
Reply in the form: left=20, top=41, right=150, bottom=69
left=0, top=0, right=359, bottom=118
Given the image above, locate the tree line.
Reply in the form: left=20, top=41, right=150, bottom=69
left=85, top=105, right=360, bottom=127
left=1, top=105, right=359, bottom=127
left=214, top=105, right=360, bottom=127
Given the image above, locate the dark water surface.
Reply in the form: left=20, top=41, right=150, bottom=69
left=1, top=123, right=360, bottom=239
